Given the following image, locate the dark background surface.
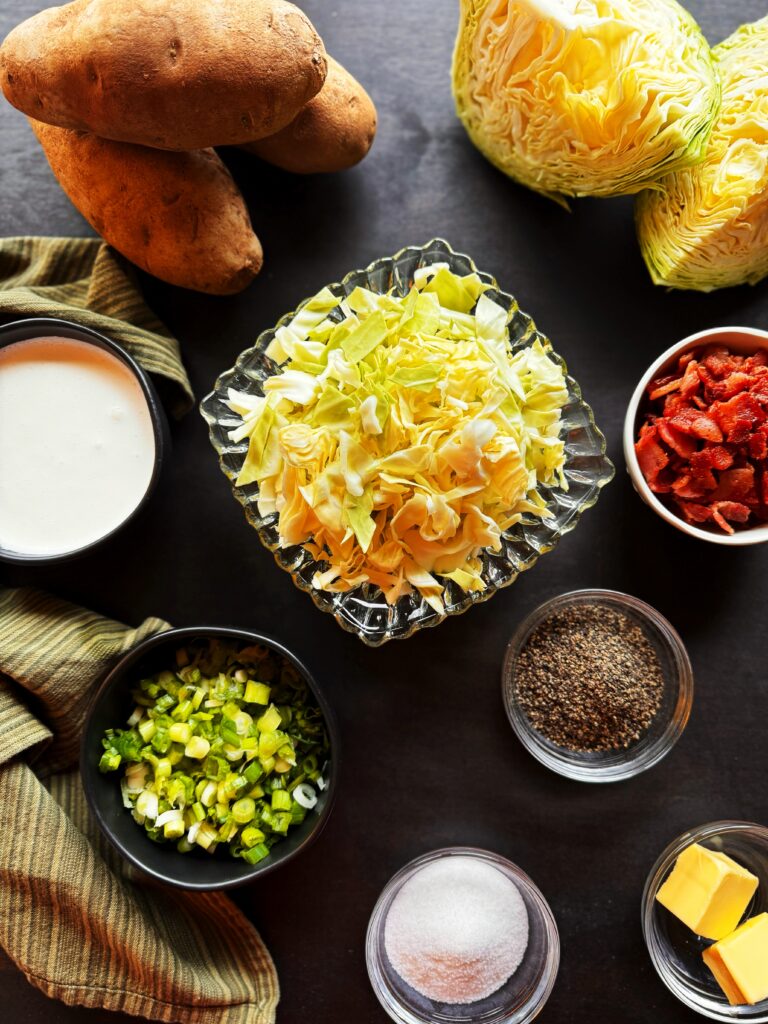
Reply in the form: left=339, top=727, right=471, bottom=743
left=1, top=0, right=767, bottom=1021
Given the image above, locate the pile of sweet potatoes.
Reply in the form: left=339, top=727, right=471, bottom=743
left=0, top=0, right=377, bottom=294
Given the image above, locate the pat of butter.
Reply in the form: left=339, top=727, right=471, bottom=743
left=703, top=913, right=768, bottom=1006
left=656, top=843, right=758, bottom=941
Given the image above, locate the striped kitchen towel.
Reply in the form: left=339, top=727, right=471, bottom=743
left=0, top=587, right=279, bottom=1024
left=0, top=236, right=193, bottom=416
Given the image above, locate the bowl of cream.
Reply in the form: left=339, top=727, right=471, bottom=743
left=0, top=318, right=166, bottom=563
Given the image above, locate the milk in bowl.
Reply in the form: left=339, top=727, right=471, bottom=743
left=0, top=334, right=157, bottom=557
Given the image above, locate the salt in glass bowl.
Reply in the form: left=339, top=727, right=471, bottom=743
left=200, top=239, right=614, bottom=646
left=366, top=847, right=559, bottom=1024
left=501, top=589, right=693, bottom=783
left=643, top=821, right=768, bottom=1021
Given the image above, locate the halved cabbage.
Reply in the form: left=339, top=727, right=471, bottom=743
left=452, top=0, right=719, bottom=199
left=636, top=16, right=768, bottom=291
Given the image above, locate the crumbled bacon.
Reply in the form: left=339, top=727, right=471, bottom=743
left=636, top=344, right=768, bottom=534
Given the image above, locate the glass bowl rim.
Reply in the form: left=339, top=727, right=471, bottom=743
left=365, top=845, right=560, bottom=1024
left=641, top=820, right=768, bottom=1022
left=501, top=588, right=694, bottom=783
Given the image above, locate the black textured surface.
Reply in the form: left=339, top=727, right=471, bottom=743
left=1, top=1, right=767, bottom=1022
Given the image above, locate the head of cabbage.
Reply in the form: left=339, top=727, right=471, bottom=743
left=452, top=0, right=720, bottom=200
left=636, top=16, right=768, bottom=291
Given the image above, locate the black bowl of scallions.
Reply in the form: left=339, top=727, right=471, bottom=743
left=81, top=626, right=338, bottom=890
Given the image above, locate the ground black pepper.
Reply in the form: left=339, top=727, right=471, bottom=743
left=514, top=603, right=664, bottom=752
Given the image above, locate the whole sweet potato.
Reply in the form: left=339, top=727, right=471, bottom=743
left=2, top=0, right=327, bottom=150
left=31, top=120, right=263, bottom=294
left=240, top=57, right=376, bottom=174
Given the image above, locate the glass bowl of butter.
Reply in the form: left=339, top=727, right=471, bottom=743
left=643, top=821, right=768, bottom=1021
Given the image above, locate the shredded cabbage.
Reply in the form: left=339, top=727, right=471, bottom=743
left=227, top=267, right=569, bottom=613
left=636, top=15, right=768, bottom=291
left=452, top=0, right=720, bottom=200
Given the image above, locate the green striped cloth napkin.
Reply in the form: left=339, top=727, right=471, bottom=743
left=0, top=587, right=279, bottom=1024
left=0, top=236, right=194, bottom=416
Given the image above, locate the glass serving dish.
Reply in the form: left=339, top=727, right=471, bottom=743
left=501, top=589, right=693, bottom=783
left=366, top=847, right=560, bottom=1024
left=201, top=239, right=614, bottom=645
left=643, top=822, right=768, bottom=1021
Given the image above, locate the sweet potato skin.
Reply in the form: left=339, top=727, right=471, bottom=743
left=240, top=57, right=377, bottom=174
left=3, top=0, right=327, bottom=150
left=31, top=119, right=263, bottom=294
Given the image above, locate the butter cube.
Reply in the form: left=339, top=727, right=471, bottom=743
left=656, top=843, right=758, bottom=941
left=703, top=913, right=768, bottom=1006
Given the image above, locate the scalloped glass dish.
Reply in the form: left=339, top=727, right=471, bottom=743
left=201, top=239, right=614, bottom=645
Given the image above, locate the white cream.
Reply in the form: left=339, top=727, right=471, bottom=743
left=0, top=336, right=156, bottom=556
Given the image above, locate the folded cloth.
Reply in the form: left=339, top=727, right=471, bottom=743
left=0, top=236, right=193, bottom=417
left=0, top=587, right=279, bottom=1024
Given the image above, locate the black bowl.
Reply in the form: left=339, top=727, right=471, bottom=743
left=0, top=316, right=168, bottom=566
left=81, top=626, right=339, bottom=890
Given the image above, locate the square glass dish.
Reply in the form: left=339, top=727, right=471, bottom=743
left=201, top=239, right=614, bottom=645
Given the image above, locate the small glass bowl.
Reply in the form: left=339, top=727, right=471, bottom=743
left=643, top=821, right=768, bottom=1021
left=501, top=589, right=693, bottom=783
left=201, top=238, right=614, bottom=646
left=366, top=847, right=559, bottom=1024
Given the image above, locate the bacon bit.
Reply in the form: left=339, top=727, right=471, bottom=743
left=635, top=426, right=669, bottom=491
left=669, top=408, right=723, bottom=442
left=711, top=393, right=765, bottom=440
left=680, top=360, right=701, bottom=398
left=676, top=501, right=713, bottom=524
left=711, top=502, right=751, bottom=534
left=702, top=445, right=734, bottom=471
left=657, top=420, right=697, bottom=459
left=649, top=377, right=682, bottom=401
left=750, top=376, right=768, bottom=404
left=718, top=372, right=753, bottom=399
left=749, top=433, right=768, bottom=460
left=671, top=475, right=707, bottom=500
left=703, top=346, right=740, bottom=378
left=709, top=466, right=756, bottom=504
left=636, top=344, right=768, bottom=534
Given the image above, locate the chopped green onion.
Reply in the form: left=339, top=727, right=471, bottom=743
left=185, top=736, right=210, bottom=760
left=98, top=641, right=330, bottom=864
left=168, top=722, right=192, bottom=745
left=244, top=681, right=271, bottom=704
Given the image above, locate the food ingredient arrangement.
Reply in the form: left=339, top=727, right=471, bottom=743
left=0, top=0, right=376, bottom=293
left=0, top=0, right=767, bottom=1022
left=226, top=264, right=569, bottom=614
left=99, top=639, right=330, bottom=865
left=657, top=842, right=768, bottom=1005
left=636, top=344, right=768, bottom=534
left=453, top=1, right=767, bottom=292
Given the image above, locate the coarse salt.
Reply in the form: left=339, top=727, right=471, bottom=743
left=384, top=855, right=529, bottom=1004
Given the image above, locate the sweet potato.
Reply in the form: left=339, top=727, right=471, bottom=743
left=240, top=57, right=376, bottom=174
left=31, top=120, right=263, bottom=295
left=2, top=0, right=327, bottom=150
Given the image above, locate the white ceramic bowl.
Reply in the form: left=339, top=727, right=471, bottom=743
left=624, top=326, right=768, bottom=546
